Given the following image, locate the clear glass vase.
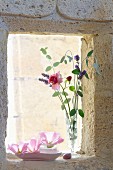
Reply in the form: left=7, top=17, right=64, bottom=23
left=65, top=116, right=77, bottom=154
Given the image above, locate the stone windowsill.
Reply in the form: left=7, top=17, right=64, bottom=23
left=5, top=153, right=113, bottom=170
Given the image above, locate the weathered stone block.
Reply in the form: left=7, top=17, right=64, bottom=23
left=0, top=24, right=8, bottom=162
left=0, top=0, right=56, bottom=17
left=57, top=0, right=113, bottom=21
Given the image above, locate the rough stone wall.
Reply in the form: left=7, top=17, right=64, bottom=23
left=0, top=20, right=8, bottom=163
left=81, top=35, right=95, bottom=156
left=6, top=156, right=113, bottom=170
left=0, top=0, right=113, bottom=21
left=94, top=34, right=113, bottom=159
left=81, top=34, right=113, bottom=160
left=0, top=0, right=112, bottom=170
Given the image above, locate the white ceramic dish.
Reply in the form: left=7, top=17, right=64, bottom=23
left=16, top=152, right=62, bottom=161
left=40, top=147, right=58, bottom=153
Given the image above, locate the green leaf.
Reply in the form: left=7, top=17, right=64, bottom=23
left=78, top=109, right=84, bottom=118
left=87, top=50, right=93, bottom=57
left=64, top=98, right=71, bottom=104
left=52, top=91, right=60, bottom=97
left=53, top=62, right=60, bottom=67
left=60, top=56, right=65, bottom=63
left=62, top=91, right=68, bottom=96
left=69, top=86, right=75, bottom=92
left=40, top=48, right=47, bottom=55
left=64, top=60, right=67, bottom=64
left=67, top=56, right=73, bottom=62
left=86, top=58, right=88, bottom=67
left=79, top=86, right=83, bottom=91
left=46, top=55, right=52, bottom=60
left=70, top=109, right=76, bottom=116
left=45, top=66, right=52, bottom=72
left=72, top=69, right=80, bottom=75
left=85, top=72, right=89, bottom=79
left=61, top=105, right=65, bottom=110
left=77, top=91, right=83, bottom=97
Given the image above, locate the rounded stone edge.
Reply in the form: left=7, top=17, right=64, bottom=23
left=57, top=0, right=113, bottom=21
left=0, top=0, right=57, bottom=18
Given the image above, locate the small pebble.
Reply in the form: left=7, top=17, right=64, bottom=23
left=63, top=153, right=71, bottom=159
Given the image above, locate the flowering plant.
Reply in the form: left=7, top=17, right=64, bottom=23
left=39, top=48, right=99, bottom=148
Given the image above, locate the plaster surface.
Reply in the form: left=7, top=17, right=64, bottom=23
left=6, top=34, right=82, bottom=151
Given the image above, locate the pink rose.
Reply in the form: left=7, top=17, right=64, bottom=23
left=49, top=72, right=63, bottom=90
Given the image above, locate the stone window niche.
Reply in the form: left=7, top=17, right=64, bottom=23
left=0, top=1, right=112, bottom=169
left=6, top=34, right=82, bottom=153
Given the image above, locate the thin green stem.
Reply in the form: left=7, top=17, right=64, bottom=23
left=49, top=60, right=55, bottom=73
left=64, top=50, right=73, bottom=58
left=75, top=77, right=79, bottom=110
left=81, top=56, right=88, bottom=63
left=64, top=50, right=76, bottom=110
left=58, top=94, right=70, bottom=121
left=60, top=84, right=71, bottom=114
left=72, top=57, right=76, bottom=109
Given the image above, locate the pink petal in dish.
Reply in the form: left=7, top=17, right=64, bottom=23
left=8, top=144, right=19, bottom=154
left=27, top=138, right=41, bottom=153
left=18, top=142, right=28, bottom=153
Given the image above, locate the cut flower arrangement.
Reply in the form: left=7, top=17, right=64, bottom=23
left=39, top=47, right=100, bottom=152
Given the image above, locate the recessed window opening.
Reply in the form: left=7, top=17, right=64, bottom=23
left=6, top=34, right=82, bottom=152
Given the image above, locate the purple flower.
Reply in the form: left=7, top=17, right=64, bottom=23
left=78, top=70, right=86, bottom=79
left=75, top=65, right=80, bottom=71
left=82, top=70, right=86, bottom=75
left=39, top=78, right=49, bottom=85
left=78, top=72, right=83, bottom=80
left=74, top=55, right=80, bottom=61
left=42, top=73, right=49, bottom=79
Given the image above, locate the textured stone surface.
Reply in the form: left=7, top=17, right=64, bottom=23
left=2, top=16, right=113, bottom=34
left=93, top=34, right=113, bottom=159
left=6, top=156, right=113, bottom=170
left=57, top=0, right=113, bottom=21
left=0, top=18, right=8, bottom=31
left=0, top=22, right=8, bottom=162
left=0, top=0, right=56, bottom=17
left=81, top=35, right=95, bottom=156
left=0, top=0, right=113, bottom=170
left=0, top=0, right=113, bottom=21
left=81, top=34, right=113, bottom=160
